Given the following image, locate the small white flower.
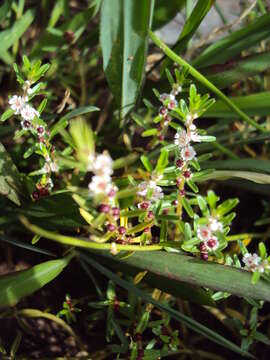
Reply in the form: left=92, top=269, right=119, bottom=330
left=27, top=87, right=34, bottom=95
left=209, top=217, right=223, bottom=232
left=9, top=95, right=26, bottom=114
left=110, top=242, right=118, bottom=255
left=23, top=80, right=31, bottom=91
left=181, top=145, right=196, bottom=161
left=174, top=130, right=190, bottom=148
left=46, top=178, right=54, bottom=190
left=172, top=85, right=182, bottom=96
left=137, top=180, right=163, bottom=200
left=49, top=161, right=58, bottom=173
left=204, top=236, right=219, bottom=251
left=243, top=253, right=262, bottom=272
left=190, top=130, right=202, bottom=143
left=88, top=175, right=112, bottom=196
left=197, top=225, right=212, bottom=241
left=93, top=153, right=113, bottom=176
left=21, top=105, right=38, bottom=121
left=137, top=181, right=148, bottom=197
left=168, top=98, right=178, bottom=110
left=159, top=93, right=170, bottom=102
left=87, top=153, right=95, bottom=171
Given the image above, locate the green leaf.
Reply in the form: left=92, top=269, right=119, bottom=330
left=204, top=92, right=270, bottom=118
left=180, top=196, right=194, bottom=217
left=155, top=149, right=168, bottom=172
left=50, top=106, right=99, bottom=139
left=0, top=9, right=35, bottom=56
left=140, top=155, right=153, bottom=172
left=202, top=159, right=270, bottom=174
left=79, top=252, right=255, bottom=358
left=0, top=0, right=12, bottom=23
left=60, top=106, right=100, bottom=120
left=152, top=0, right=185, bottom=30
left=1, top=109, right=14, bottom=122
left=18, top=308, right=77, bottom=339
left=202, top=51, right=270, bottom=90
left=142, top=128, right=158, bottom=137
left=89, top=250, right=270, bottom=302
left=100, top=0, right=154, bottom=118
left=193, top=12, right=270, bottom=68
left=196, top=170, right=270, bottom=185
left=0, top=142, right=22, bottom=205
left=0, top=255, right=73, bottom=308
left=0, top=235, right=55, bottom=257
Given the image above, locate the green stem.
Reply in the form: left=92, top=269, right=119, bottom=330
left=257, top=0, right=266, bottom=14
left=226, top=233, right=262, bottom=241
left=214, top=3, right=228, bottom=25
left=149, top=31, right=266, bottom=133
left=20, top=216, right=165, bottom=252
left=212, top=142, right=239, bottom=160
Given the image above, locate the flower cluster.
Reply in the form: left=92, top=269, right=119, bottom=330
left=9, top=80, right=42, bottom=135
left=137, top=179, right=163, bottom=210
left=88, top=152, right=117, bottom=198
left=197, top=217, right=223, bottom=257
left=174, top=118, right=199, bottom=172
left=242, top=253, right=270, bottom=273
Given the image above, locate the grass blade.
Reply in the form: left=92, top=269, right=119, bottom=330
left=0, top=254, right=73, bottom=308
left=101, top=0, right=154, bottom=118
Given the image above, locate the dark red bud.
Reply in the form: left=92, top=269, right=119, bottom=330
left=118, top=226, right=126, bottom=235
left=107, top=223, right=116, bottom=232
left=159, top=107, right=167, bottom=116
left=140, top=202, right=149, bottom=210
left=98, top=203, right=110, bottom=213
left=32, top=190, right=40, bottom=200
left=176, top=159, right=183, bottom=168
left=112, top=207, right=120, bottom=217
left=206, top=239, right=217, bottom=249
left=179, top=189, right=186, bottom=197
left=201, top=253, right=209, bottom=261
left=183, top=170, right=191, bottom=179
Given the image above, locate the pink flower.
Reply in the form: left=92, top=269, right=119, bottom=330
left=21, top=105, right=39, bottom=121
left=93, top=153, right=113, bottom=176
left=9, top=95, right=26, bottom=114
left=204, top=236, right=219, bottom=251
left=88, top=175, right=112, bottom=196
left=174, top=130, right=190, bottom=148
left=197, top=225, right=212, bottom=241
left=181, top=145, right=196, bottom=161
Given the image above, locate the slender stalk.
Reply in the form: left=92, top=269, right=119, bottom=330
left=212, top=142, right=239, bottom=160
left=257, top=0, right=266, bottom=14
left=149, top=31, right=266, bottom=133
left=20, top=216, right=167, bottom=252
left=214, top=3, right=228, bottom=25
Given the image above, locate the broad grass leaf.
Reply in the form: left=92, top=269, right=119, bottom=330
left=100, top=0, right=154, bottom=118
left=0, top=142, right=22, bottom=205
left=0, top=255, right=73, bottom=308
